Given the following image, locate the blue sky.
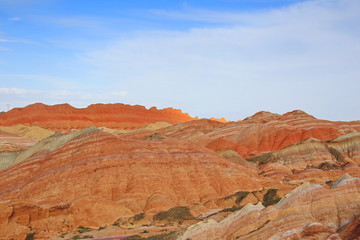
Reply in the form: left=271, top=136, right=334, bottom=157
left=0, top=0, right=359, bottom=121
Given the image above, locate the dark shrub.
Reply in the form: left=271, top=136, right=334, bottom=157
left=263, top=189, right=281, bottom=207
left=153, top=206, right=196, bottom=223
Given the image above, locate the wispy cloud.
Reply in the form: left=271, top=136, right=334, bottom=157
left=0, top=73, right=80, bottom=90
left=149, top=9, right=250, bottom=23
left=8, top=17, right=21, bottom=21
left=0, top=87, right=128, bottom=98
left=81, top=0, right=360, bottom=121
left=0, top=39, right=17, bottom=43
left=0, top=46, right=11, bottom=51
left=0, top=38, right=34, bottom=44
left=30, top=15, right=133, bottom=37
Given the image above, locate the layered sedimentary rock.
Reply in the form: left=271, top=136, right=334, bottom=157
left=1, top=105, right=359, bottom=157
left=0, top=128, right=265, bottom=239
left=0, top=105, right=359, bottom=239
left=0, top=124, right=54, bottom=140
left=264, top=132, right=360, bottom=169
left=0, top=103, right=194, bottom=131
left=251, top=132, right=360, bottom=183
left=153, top=110, right=360, bottom=158
left=0, top=130, right=36, bottom=152
left=209, top=110, right=360, bottom=157
left=177, top=174, right=360, bottom=240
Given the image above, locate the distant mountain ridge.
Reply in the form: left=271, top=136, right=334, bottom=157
left=0, top=103, right=195, bottom=130
left=0, top=103, right=360, bottom=239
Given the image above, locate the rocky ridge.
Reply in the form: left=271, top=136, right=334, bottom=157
left=0, top=103, right=195, bottom=131
left=0, top=104, right=359, bottom=240
left=0, top=127, right=266, bottom=239
left=176, top=174, right=360, bottom=240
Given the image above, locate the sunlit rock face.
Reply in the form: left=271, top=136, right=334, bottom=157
left=0, top=104, right=359, bottom=239
left=176, top=174, right=360, bottom=240
left=151, top=110, right=360, bottom=159
left=0, top=103, right=195, bottom=131
left=253, top=132, right=360, bottom=184
left=0, top=130, right=36, bottom=152
left=0, top=127, right=265, bottom=239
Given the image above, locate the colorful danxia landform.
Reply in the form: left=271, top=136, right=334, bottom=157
left=0, top=103, right=359, bottom=240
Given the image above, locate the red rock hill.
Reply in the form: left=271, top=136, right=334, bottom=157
left=0, top=127, right=266, bottom=239
left=0, top=103, right=195, bottom=131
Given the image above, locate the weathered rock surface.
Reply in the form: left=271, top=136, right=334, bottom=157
left=0, top=105, right=359, bottom=239
left=2, top=105, right=359, bottom=158
left=0, top=130, right=36, bottom=152
left=0, top=103, right=195, bottom=131
left=149, top=110, right=360, bottom=158
left=250, top=132, right=360, bottom=183
left=211, top=110, right=360, bottom=157
left=0, top=128, right=265, bottom=239
left=0, top=124, right=55, bottom=140
left=177, top=174, right=360, bottom=240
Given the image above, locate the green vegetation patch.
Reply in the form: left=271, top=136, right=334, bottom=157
left=247, top=152, right=275, bottom=164
left=207, top=205, right=244, bottom=218
left=124, top=235, right=142, bottom=240
left=145, top=133, right=165, bottom=140
left=60, top=233, right=68, bottom=238
left=133, top=212, right=145, bottom=221
left=263, top=189, right=281, bottom=207
left=77, top=226, right=91, bottom=233
left=25, top=233, right=36, bottom=240
left=112, top=220, right=121, bottom=226
left=143, top=231, right=179, bottom=240
left=153, top=206, right=196, bottom=223
left=224, top=191, right=249, bottom=204
left=220, top=205, right=244, bottom=213
left=71, top=235, right=94, bottom=239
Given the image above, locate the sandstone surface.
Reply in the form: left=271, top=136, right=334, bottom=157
left=0, top=124, right=55, bottom=140
left=0, top=104, right=359, bottom=240
left=0, top=130, right=36, bottom=152
left=251, top=132, right=360, bottom=184
left=153, top=110, right=360, bottom=158
left=0, top=127, right=265, bottom=239
left=177, top=174, right=360, bottom=240
left=0, top=103, right=194, bottom=131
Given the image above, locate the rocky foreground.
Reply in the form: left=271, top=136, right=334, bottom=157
left=0, top=103, right=359, bottom=240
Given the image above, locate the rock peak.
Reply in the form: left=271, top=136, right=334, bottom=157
left=0, top=102, right=195, bottom=130
left=243, top=111, right=281, bottom=123
left=331, top=173, right=357, bottom=189
left=280, top=110, right=316, bottom=120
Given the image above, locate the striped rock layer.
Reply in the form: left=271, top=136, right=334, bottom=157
left=177, top=174, right=360, bottom=240
left=0, top=128, right=265, bottom=239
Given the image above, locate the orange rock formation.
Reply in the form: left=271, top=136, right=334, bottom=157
left=0, top=127, right=265, bottom=239
left=0, top=103, right=195, bottom=131
left=0, top=130, right=36, bottom=152
left=155, top=110, right=360, bottom=158
left=0, top=104, right=359, bottom=240
left=177, top=174, right=360, bottom=240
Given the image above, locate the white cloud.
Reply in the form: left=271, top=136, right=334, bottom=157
left=8, top=17, right=21, bottom=21
left=0, top=88, right=30, bottom=94
left=0, top=38, right=33, bottom=44
left=0, top=46, right=11, bottom=51
left=0, top=74, right=83, bottom=90
left=80, top=0, right=360, bottom=120
left=0, top=39, right=14, bottom=42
